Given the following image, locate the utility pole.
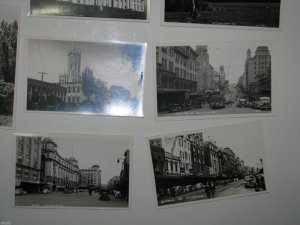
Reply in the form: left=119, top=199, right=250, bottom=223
left=38, top=72, right=48, bottom=81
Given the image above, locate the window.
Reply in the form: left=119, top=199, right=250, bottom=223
left=16, top=167, right=22, bottom=179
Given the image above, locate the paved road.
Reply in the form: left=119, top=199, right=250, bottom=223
left=158, top=180, right=256, bottom=206
left=15, top=191, right=128, bottom=208
left=159, top=104, right=269, bottom=117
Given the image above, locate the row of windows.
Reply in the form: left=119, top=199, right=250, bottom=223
left=68, top=86, right=81, bottom=93
left=68, top=96, right=80, bottom=103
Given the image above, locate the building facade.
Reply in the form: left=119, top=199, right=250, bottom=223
left=243, top=46, right=271, bottom=97
left=188, top=133, right=206, bottom=176
left=59, top=49, right=86, bottom=104
left=80, top=164, right=102, bottom=188
left=41, top=137, right=80, bottom=191
left=156, top=46, right=198, bottom=112
left=27, top=78, right=67, bottom=110
left=195, top=45, right=215, bottom=92
left=15, top=136, right=42, bottom=193
left=164, top=152, right=180, bottom=176
left=149, top=139, right=165, bottom=176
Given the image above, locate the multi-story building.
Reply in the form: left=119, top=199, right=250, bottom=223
left=27, top=78, right=67, bottom=110
left=15, top=136, right=42, bottom=193
left=162, top=135, right=193, bottom=176
left=156, top=46, right=198, bottom=112
left=59, top=48, right=86, bottom=104
left=164, top=152, right=180, bottom=176
left=188, top=133, right=206, bottom=176
left=204, top=139, right=219, bottom=177
left=222, top=147, right=237, bottom=178
left=107, top=175, right=120, bottom=190
left=41, top=137, right=80, bottom=191
left=149, top=139, right=165, bottom=176
left=78, top=172, right=88, bottom=189
left=195, top=45, right=215, bottom=92
left=58, top=0, right=145, bottom=12
left=243, top=46, right=271, bottom=97
left=80, top=165, right=102, bottom=188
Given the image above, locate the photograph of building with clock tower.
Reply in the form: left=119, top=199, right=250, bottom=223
left=26, top=39, right=146, bottom=117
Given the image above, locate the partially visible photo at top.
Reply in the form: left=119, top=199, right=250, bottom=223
left=26, top=39, right=146, bottom=117
left=0, top=4, right=19, bottom=128
left=163, top=0, right=282, bottom=29
left=30, top=0, right=149, bottom=21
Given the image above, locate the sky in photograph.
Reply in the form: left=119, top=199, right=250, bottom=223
left=47, top=135, right=132, bottom=184
left=162, top=121, right=265, bottom=168
left=191, top=41, right=273, bottom=85
left=0, top=4, right=19, bottom=23
left=27, top=39, right=146, bottom=99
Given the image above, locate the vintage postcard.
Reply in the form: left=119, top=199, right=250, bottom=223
left=147, top=121, right=268, bottom=207
left=155, top=41, right=274, bottom=120
left=162, top=0, right=283, bottom=30
left=26, top=38, right=146, bottom=117
left=30, top=0, right=149, bottom=21
left=14, top=133, right=132, bottom=208
left=0, top=4, right=20, bottom=128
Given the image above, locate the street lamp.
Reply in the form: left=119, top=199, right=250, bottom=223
left=117, top=157, right=124, bottom=164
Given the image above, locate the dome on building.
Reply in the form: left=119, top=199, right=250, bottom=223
left=42, top=137, right=57, bottom=146
left=42, top=137, right=58, bottom=152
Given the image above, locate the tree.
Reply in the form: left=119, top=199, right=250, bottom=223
left=81, top=66, right=96, bottom=101
left=109, top=85, right=131, bottom=102
left=0, top=20, right=18, bottom=84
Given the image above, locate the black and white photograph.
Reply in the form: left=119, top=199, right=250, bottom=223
left=0, top=4, right=19, bottom=128
left=14, top=133, right=132, bottom=208
left=148, top=121, right=268, bottom=207
left=156, top=41, right=273, bottom=119
left=163, top=0, right=282, bottom=29
left=26, top=39, right=146, bottom=117
left=30, top=0, right=148, bottom=21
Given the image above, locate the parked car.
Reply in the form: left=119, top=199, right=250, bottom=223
left=99, top=189, right=111, bottom=201
left=15, top=188, right=27, bottom=196
left=183, top=185, right=194, bottom=193
left=171, top=186, right=183, bottom=196
left=260, top=102, right=271, bottom=111
left=42, top=188, right=51, bottom=194
left=195, top=183, right=204, bottom=190
left=244, top=175, right=256, bottom=188
left=113, top=190, right=121, bottom=198
left=169, top=104, right=182, bottom=113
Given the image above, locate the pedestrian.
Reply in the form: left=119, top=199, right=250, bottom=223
left=205, top=182, right=211, bottom=198
left=88, top=188, right=92, bottom=196
left=209, top=181, right=216, bottom=198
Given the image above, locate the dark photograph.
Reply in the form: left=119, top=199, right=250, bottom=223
left=0, top=5, right=19, bottom=128
left=163, top=0, right=282, bottom=29
left=26, top=39, right=146, bottom=117
left=14, top=133, right=132, bottom=208
left=156, top=41, right=273, bottom=119
left=30, top=0, right=148, bottom=21
left=148, top=121, right=267, bottom=207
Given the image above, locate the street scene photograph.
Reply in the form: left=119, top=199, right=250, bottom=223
left=0, top=4, right=19, bottom=128
left=148, top=121, right=267, bottom=207
left=26, top=39, right=146, bottom=117
left=30, top=0, right=148, bottom=21
left=14, top=133, right=132, bottom=208
left=163, top=0, right=281, bottom=28
left=156, top=41, right=273, bottom=118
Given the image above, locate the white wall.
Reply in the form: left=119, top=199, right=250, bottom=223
left=0, top=0, right=300, bottom=225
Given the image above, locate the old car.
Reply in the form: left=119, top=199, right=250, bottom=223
left=244, top=175, right=256, bottom=188
left=99, top=189, right=111, bottom=201
left=15, top=188, right=27, bottom=196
